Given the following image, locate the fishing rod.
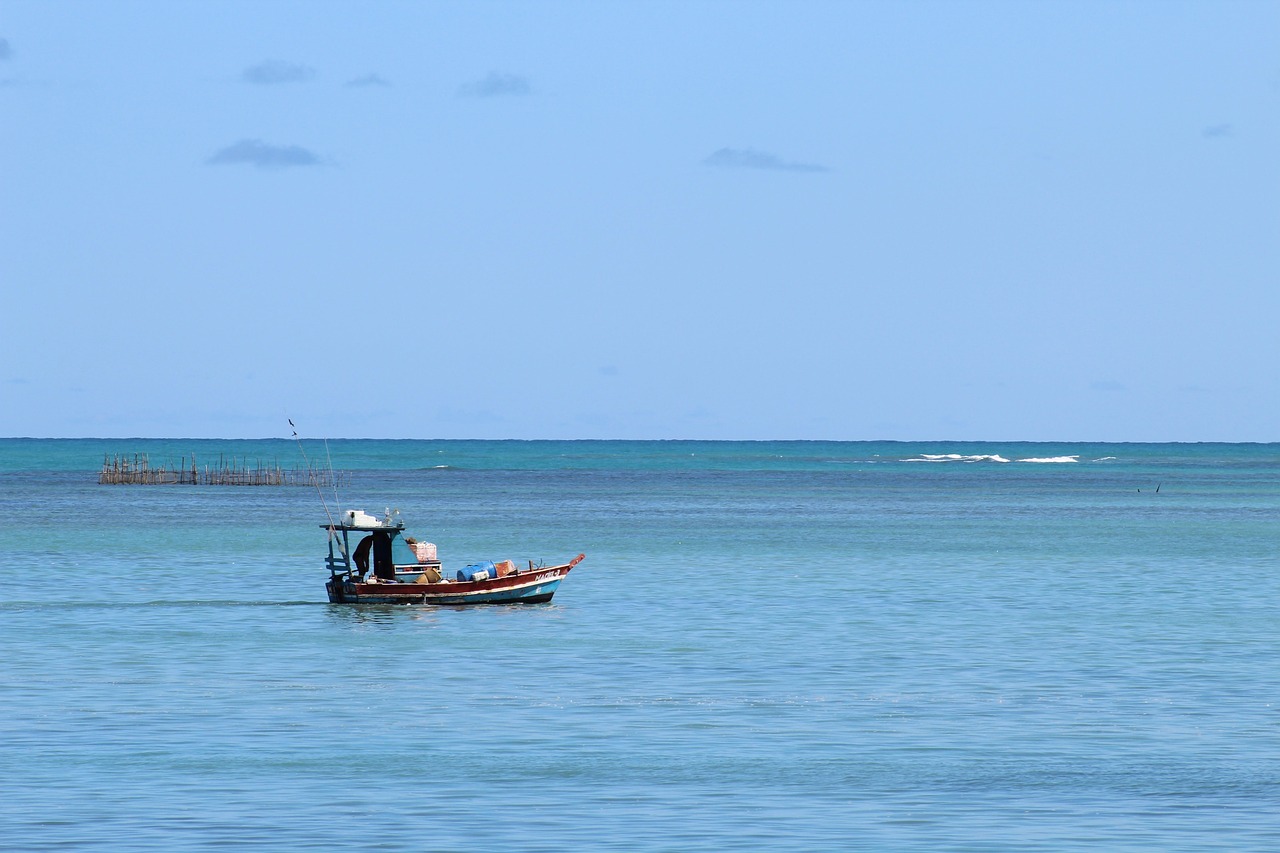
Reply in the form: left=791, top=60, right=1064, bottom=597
left=290, top=419, right=341, bottom=537
left=323, top=436, right=341, bottom=519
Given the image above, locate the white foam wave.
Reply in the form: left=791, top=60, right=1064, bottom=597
left=1016, top=456, right=1079, bottom=464
left=904, top=454, right=1011, bottom=463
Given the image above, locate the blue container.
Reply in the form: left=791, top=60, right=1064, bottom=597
left=457, top=561, right=495, bottom=582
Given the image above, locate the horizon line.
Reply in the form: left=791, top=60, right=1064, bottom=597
left=2, top=436, right=1276, bottom=445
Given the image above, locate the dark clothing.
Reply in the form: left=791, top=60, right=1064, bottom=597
left=353, top=535, right=373, bottom=574
left=371, top=531, right=394, bottom=580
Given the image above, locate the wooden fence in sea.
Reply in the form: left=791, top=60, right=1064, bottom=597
left=99, top=453, right=348, bottom=487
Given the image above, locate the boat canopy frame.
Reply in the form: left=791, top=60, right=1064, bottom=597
left=322, top=520, right=407, bottom=580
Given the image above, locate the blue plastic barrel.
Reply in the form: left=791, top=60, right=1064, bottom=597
left=456, top=561, right=496, bottom=582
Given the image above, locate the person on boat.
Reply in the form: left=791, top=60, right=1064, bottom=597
left=353, top=532, right=395, bottom=581
left=370, top=531, right=395, bottom=581
left=353, top=534, right=374, bottom=577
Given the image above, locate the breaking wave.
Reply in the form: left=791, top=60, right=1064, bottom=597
left=902, top=453, right=1084, bottom=465
left=904, top=454, right=1011, bottom=463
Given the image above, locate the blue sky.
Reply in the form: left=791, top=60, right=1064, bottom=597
left=2, top=1, right=1277, bottom=440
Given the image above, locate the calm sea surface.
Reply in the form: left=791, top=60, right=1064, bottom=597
left=1, top=439, right=1278, bottom=851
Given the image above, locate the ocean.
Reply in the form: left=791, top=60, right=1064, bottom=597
left=1, top=439, right=1277, bottom=851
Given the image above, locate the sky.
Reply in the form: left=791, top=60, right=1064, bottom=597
left=1, top=0, right=1277, bottom=441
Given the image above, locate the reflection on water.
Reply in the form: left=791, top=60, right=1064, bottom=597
left=322, top=600, right=569, bottom=628
left=323, top=601, right=439, bottom=627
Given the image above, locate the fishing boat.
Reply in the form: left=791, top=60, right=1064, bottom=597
left=322, top=508, right=584, bottom=605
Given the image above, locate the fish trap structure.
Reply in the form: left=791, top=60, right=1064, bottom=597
left=99, top=453, right=348, bottom=487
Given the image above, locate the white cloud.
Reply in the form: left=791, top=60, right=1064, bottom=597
left=345, top=73, right=391, bottom=88
left=206, top=139, right=321, bottom=169
left=458, top=72, right=531, bottom=98
left=703, top=147, right=828, bottom=173
left=243, top=60, right=315, bottom=85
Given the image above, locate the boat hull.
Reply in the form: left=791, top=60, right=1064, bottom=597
left=326, top=560, right=577, bottom=605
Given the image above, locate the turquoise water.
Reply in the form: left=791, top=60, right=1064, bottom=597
left=1, top=440, right=1278, bottom=850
